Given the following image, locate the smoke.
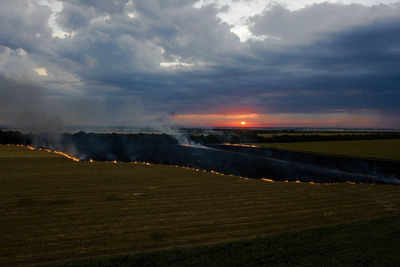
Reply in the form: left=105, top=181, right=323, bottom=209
left=0, top=76, right=64, bottom=133
left=0, top=75, right=396, bottom=185
left=211, top=144, right=400, bottom=185
left=1, top=129, right=398, bottom=185
left=0, top=75, right=193, bottom=144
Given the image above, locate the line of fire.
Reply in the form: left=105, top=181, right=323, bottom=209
left=2, top=130, right=399, bottom=185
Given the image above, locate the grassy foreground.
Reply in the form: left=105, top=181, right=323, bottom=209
left=0, top=145, right=399, bottom=265
left=254, top=139, right=400, bottom=161
left=65, top=215, right=400, bottom=266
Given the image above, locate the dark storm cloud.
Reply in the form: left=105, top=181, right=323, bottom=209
left=54, top=0, right=240, bottom=73
left=56, top=2, right=91, bottom=31
left=0, top=0, right=52, bottom=53
left=249, top=2, right=400, bottom=45
left=246, top=16, right=400, bottom=114
left=99, top=13, right=400, bottom=117
left=0, top=0, right=399, bottom=127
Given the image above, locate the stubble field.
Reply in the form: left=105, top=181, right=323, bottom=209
left=254, top=139, right=400, bottom=161
left=1, top=145, right=399, bottom=265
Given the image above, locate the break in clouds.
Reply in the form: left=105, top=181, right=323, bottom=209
left=0, top=0, right=400, bottom=129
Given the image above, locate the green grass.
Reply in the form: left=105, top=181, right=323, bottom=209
left=254, top=139, right=400, bottom=161
left=0, top=145, right=399, bottom=265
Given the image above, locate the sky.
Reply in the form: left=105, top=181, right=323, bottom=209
left=0, top=0, right=400, bottom=129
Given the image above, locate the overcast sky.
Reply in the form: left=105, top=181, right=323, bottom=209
left=1, top=0, right=400, bottom=129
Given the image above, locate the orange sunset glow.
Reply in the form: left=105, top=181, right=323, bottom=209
left=172, top=112, right=380, bottom=128
left=172, top=113, right=261, bottom=127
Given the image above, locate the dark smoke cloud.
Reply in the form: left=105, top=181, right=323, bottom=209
left=0, top=74, right=178, bottom=133
left=0, top=76, right=64, bottom=132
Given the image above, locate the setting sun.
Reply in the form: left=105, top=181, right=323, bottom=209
left=240, top=121, right=246, bottom=126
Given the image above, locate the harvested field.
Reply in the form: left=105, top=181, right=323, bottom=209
left=68, top=215, right=400, bottom=266
left=254, top=139, right=400, bottom=161
left=257, top=132, right=374, bottom=138
left=0, top=145, right=399, bottom=265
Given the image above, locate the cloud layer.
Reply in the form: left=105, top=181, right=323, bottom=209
left=1, top=0, right=399, bottom=128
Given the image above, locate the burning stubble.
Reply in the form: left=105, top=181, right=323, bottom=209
left=5, top=131, right=399, bottom=185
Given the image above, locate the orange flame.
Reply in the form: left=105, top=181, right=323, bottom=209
left=223, top=143, right=260, bottom=148
left=44, top=149, right=80, bottom=162
left=261, top=178, right=274, bottom=182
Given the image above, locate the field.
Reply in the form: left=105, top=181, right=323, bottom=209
left=69, top=215, right=400, bottom=266
left=254, top=139, right=400, bottom=161
left=257, top=132, right=373, bottom=138
left=1, top=145, right=400, bottom=265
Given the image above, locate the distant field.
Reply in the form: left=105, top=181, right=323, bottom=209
left=0, top=145, right=399, bottom=265
left=258, top=132, right=373, bottom=138
left=254, top=139, right=400, bottom=161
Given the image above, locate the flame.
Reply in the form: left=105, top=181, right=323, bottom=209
left=15, top=144, right=34, bottom=150
left=43, top=149, right=80, bottom=162
left=223, top=143, right=260, bottom=148
left=262, top=178, right=274, bottom=182
left=13, top=144, right=80, bottom=161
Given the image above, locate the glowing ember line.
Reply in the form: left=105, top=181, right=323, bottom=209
left=261, top=178, right=274, bottom=182
left=51, top=150, right=80, bottom=162
left=15, top=144, right=35, bottom=150
left=223, top=143, right=260, bottom=148
left=14, top=144, right=80, bottom=162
